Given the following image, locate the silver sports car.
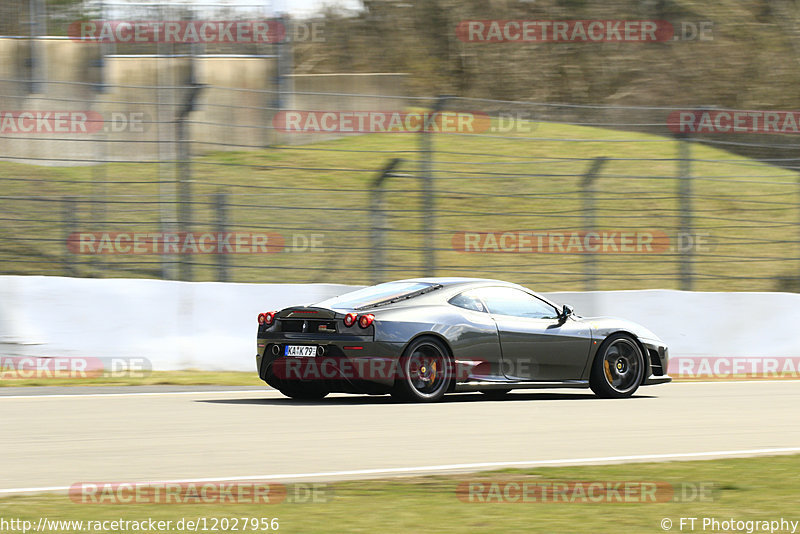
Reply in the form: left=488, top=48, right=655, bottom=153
left=255, top=278, right=670, bottom=402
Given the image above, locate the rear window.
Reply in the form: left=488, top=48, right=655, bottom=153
left=316, top=282, right=439, bottom=310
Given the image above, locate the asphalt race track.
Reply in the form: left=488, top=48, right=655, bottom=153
left=2, top=381, right=799, bottom=494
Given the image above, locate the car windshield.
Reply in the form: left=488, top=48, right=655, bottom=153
left=317, top=282, right=440, bottom=310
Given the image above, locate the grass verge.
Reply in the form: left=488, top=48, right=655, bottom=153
left=1, top=455, right=798, bottom=533
left=3, top=120, right=798, bottom=291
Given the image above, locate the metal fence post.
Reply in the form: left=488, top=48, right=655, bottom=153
left=90, top=49, right=108, bottom=277
left=371, top=158, right=403, bottom=284
left=272, top=14, right=292, bottom=147
left=27, top=0, right=46, bottom=94
left=792, top=174, right=800, bottom=293
left=419, top=95, right=448, bottom=277
left=176, top=81, right=203, bottom=282
left=62, top=196, right=76, bottom=277
left=582, top=157, right=606, bottom=291
left=677, top=135, right=693, bottom=291
left=215, top=190, right=229, bottom=283
left=157, top=4, right=176, bottom=281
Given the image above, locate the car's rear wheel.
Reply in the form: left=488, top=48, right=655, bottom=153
left=278, top=385, right=329, bottom=400
left=391, top=337, right=452, bottom=403
left=589, top=333, right=645, bottom=398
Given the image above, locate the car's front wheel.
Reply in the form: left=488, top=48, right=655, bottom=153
left=589, top=333, right=645, bottom=398
left=391, top=337, right=452, bottom=403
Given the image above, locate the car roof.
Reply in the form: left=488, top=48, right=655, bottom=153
left=383, top=278, right=559, bottom=308
left=314, top=278, right=560, bottom=312
left=386, top=277, right=536, bottom=296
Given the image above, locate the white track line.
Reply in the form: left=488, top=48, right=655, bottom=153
left=2, top=447, right=799, bottom=496
left=0, top=389, right=273, bottom=400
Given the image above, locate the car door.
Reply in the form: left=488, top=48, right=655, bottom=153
left=470, top=287, right=592, bottom=381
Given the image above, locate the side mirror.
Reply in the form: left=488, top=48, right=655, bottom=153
left=560, top=304, right=574, bottom=321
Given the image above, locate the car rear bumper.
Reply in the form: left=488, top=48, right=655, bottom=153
left=256, top=337, right=405, bottom=393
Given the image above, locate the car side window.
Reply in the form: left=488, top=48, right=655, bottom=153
left=448, top=291, right=488, bottom=313
left=472, top=287, right=559, bottom=319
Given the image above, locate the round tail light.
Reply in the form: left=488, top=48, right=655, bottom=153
left=343, top=313, right=358, bottom=327
left=257, top=313, right=266, bottom=325
left=264, top=311, right=276, bottom=326
left=358, top=314, right=375, bottom=328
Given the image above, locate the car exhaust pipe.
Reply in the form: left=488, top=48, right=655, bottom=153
left=271, top=345, right=281, bottom=356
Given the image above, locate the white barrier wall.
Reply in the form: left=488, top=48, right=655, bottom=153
left=0, top=276, right=355, bottom=371
left=1, top=276, right=799, bottom=373
left=546, top=290, right=800, bottom=359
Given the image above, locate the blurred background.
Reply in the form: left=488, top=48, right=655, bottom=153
left=1, top=0, right=799, bottom=292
